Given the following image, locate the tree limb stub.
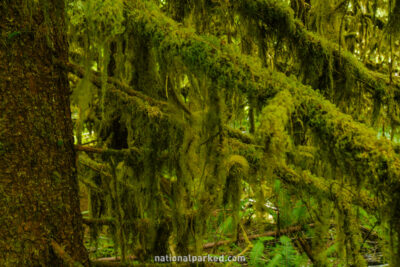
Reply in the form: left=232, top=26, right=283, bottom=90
left=51, top=239, right=84, bottom=267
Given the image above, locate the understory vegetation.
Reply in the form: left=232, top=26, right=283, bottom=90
left=66, top=0, right=400, bottom=265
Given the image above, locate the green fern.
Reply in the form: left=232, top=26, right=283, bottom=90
left=266, top=254, right=283, bottom=267
left=249, top=239, right=265, bottom=267
left=266, top=236, right=308, bottom=267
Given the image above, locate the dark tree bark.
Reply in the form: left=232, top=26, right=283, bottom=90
left=0, top=0, right=89, bottom=265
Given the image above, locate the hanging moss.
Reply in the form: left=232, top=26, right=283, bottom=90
left=387, top=0, right=400, bottom=37
left=65, top=0, right=400, bottom=264
left=235, top=0, right=296, bottom=40
left=125, top=1, right=275, bottom=99
left=335, top=202, right=367, bottom=267
left=236, top=0, right=396, bottom=125
left=269, top=78, right=400, bottom=265
left=222, top=155, right=248, bottom=239
left=275, top=165, right=377, bottom=213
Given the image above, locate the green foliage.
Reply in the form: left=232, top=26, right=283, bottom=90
left=249, top=239, right=265, bottom=267
left=85, top=235, right=116, bottom=259
left=266, top=236, right=307, bottom=267
left=250, top=236, right=307, bottom=267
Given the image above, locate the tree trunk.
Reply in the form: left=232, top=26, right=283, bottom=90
left=0, top=0, right=89, bottom=265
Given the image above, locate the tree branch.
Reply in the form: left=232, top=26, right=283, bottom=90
left=51, top=239, right=84, bottom=267
left=237, top=0, right=397, bottom=93
left=203, top=225, right=307, bottom=249
left=82, top=217, right=115, bottom=226
left=75, top=145, right=141, bottom=156
left=61, top=61, right=168, bottom=108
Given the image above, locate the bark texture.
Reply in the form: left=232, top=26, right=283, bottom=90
left=0, top=0, right=89, bottom=265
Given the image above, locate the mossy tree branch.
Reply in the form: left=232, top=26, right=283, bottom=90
left=63, top=61, right=168, bottom=108
left=236, top=0, right=397, bottom=92
left=75, top=144, right=141, bottom=156
left=275, top=164, right=378, bottom=213
left=88, top=0, right=393, bottom=221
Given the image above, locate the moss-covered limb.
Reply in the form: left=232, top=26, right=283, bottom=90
left=79, top=154, right=113, bottom=178
left=297, top=88, right=400, bottom=192
left=78, top=155, right=139, bottom=192
left=236, top=0, right=388, bottom=87
left=51, top=240, right=84, bottom=267
left=270, top=80, right=400, bottom=262
left=160, top=0, right=394, bottom=101
left=62, top=61, right=168, bottom=108
left=275, top=164, right=377, bottom=213
left=103, top=84, right=255, bottom=149
left=239, top=85, right=390, bottom=217
left=225, top=126, right=255, bottom=144
left=253, top=70, right=400, bottom=197
left=124, top=1, right=307, bottom=129
left=295, top=236, right=317, bottom=264
left=225, top=137, right=376, bottom=213
left=227, top=94, right=373, bottom=212
left=75, top=145, right=141, bottom=156
left=97, top=17, right=390, bottom=211
left=257, top=89, right=294, bottom=156
left=235, top=0, right=297, bottom=39
left=107, top=88, right=167, bottom=121
left=63, top=1, right=295, bottom=118
left=126, top=2, right=277, bottom=98
left=66, top=59, right=183, bottom=121
left=293, top=24, right=389, bottom=92
left=108, top=79, right=257, bottom=146
left=236, top=0, right=398, bottom=116
left=79, top=176, right=102, bottom=192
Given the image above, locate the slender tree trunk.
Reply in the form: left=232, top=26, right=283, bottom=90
left=0, top=0, right=89, bottom=265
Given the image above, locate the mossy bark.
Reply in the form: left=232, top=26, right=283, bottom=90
left=0, top=0, right=89, bottom=265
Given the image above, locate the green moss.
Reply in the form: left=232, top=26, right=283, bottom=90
left=126, top=2, right=273, bottom=99
left=236, top=0, right=394, bottom=125
left=237, top=0, right=296, bottom=39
